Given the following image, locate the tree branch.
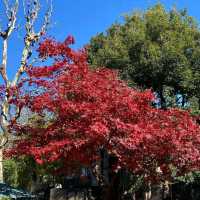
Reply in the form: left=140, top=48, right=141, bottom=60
left=12, top=106, right=22, bottom=123
left=0, top=40, right=9, bottom=86
left=0, top=0, right=52, bottom=149
left=0, top=0, right=19, bottom=87
left=12, top=0, right=52, bottom=86
left=0, top=135, right=8, bottom=147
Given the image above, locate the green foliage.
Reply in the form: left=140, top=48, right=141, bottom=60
left=4, top=156, right=57, bottom=190
left=175, top=172, right=200, bottom=184
left=88, top=3, right=200, bottom=190
left=88, top=4, right=200, bottom=111
left=3, top=157, right=36, bottom=189
left=0, top=197, right=11, bottom=200
left=3, top=159, right=18, bottom=187
left=3, top=115, right=67, bottom=190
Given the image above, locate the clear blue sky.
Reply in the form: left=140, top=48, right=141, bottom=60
left=0, top=0, right=200, bottom=80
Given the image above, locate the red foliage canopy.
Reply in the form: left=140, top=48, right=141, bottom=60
left=9, top=36, right=200, bottom=181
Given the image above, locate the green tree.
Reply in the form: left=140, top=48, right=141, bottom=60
left=88, top=4, right=200, bottom=111
left=3, top=157, right=36, bottom=189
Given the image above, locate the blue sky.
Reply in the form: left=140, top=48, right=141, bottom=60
left=0, top=0, right=200, bottom=79
left=51, top=0, right=200, bottom=48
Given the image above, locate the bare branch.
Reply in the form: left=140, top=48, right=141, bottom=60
left=24, top=0, right=40, bottom=34
left=0, top=0, right=19, bottom=150
left=39, top=0, right=52, bottom=36
left=0, top=105, right=8, bottom=122
left=0, top=0, right=52, bottom=150
left=0, top=135, right=8, bottom=147
left=22, top=0, right=27, bottom=16
left=12, top=0, right=52, bottom=86
left=0, top=0, right=19, bottom=39
left=12, top=106, right=22, bottom=123
left=0, top=0, right=19, bottom=87
left=3, top=0, right=10, bottom=19
left=29, top=56, right=45, bottom=65
left=6, top=0, right=19, bottom=37
left=0, top=102, right=9, bottom=147
left=0, top=40, right=9, bottom=86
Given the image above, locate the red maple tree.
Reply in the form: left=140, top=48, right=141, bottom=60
left=8, top=36, right=200, bottom=184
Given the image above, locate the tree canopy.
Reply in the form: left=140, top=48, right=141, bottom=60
left=6, top=37, right=200, bottom=184
left=87, top=4, right=200, bottom=111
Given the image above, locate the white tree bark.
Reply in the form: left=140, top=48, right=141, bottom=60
left=0, top=148, right=3, bottom=182
left=0, top=0, right=52, bottom=183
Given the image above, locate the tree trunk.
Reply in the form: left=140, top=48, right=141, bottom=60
left=198, top=98, right=200, bottom=111
left=100, top=149, right=109, bottom=185
left=158, top=89, right=166, bottom=109
left=182, top=94, right=186, bottom=107
left=104, top=173, right=120, bottom=200
left=0, top=148, right=3, bottom=182
left=162, top=181, right=170, bottom=200
left=144, top=181, right=151, bottom=200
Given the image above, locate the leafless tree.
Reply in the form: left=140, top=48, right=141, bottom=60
left=0, top=0, right=52, bottom=182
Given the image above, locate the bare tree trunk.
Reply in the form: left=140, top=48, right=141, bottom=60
left=144, top=182, right=151, bottom=200
left=198, top=98, right=200, bottom=111
left=0, top=148, right=3, bottom=182
left=132, top=192, right=136, bottom=200
left=0, top=0, right=52, bottom=183
left=104, top=173, right=120, bottom=200
left=158, top=89, right=166, bottom=109
left=181, top=94, right=186, bottom=107
left=162, top=181, right=170, bottom=200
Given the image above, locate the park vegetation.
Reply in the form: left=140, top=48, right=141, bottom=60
left=0, top=2, right=200, bottom=200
